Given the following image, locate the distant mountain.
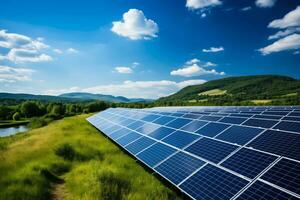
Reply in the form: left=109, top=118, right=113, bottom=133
left=59, top=92, right=152, bottom=103
left=158, top=75, right=300, bottom=104
left=0, top=92, right=152, bottom=103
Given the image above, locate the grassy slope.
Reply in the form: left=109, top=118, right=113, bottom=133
left=159, top=75, right=300, bottom=102
left=0, top=114, right=182, bottom=200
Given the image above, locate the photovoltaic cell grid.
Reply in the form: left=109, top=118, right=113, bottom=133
left=87, top=106, right=300, bottom=200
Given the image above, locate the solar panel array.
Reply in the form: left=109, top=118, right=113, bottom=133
left=87, top=106, right=300, bottom=200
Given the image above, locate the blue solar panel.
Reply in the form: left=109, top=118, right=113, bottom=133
left=199, top=115, right=222, bottom=121
left=155, top=151, right=205, bottom=184
left=273, top=121, right=300, bottom=133
left=136, top=143, right=177, bottom=167
left=162, top=130, right=200, bottom=148
left=221, top=148, right=278, bottom=179
left=126, top=120, right=145, bottom=130
left=165, top=118, right=192, bottom=129
left=88, top=106, right=300, bottom=200
left=152, top=116, right=176, bottom=125
left=179, top=164, right=249, bottom=200
left=216, top=125, right=263, bottom=145
left=147, top=126, right=175, bottom=140
left=135, top=123, right=160, bottom=135
left=247, top=130, right=300, bottom=160
left=125, top=136, right=156, bottom=155
left=236, top=181, right=299, bottom=200
left=185, top=137, right=239, bottom=163
left=219, top=117, right=247, bottom=124
left=261, top=158, right=300, bottom=195
left=180, top=120, right=208, bottom=132
left=109, top=128, right=131, bottom=140
left=141, top=114, right=161, bottom=122
left=196, top=122, right=231, bottom=137
left=116, top=131, right=142, bottom=146
left=243, top=118, right=278, bottom=128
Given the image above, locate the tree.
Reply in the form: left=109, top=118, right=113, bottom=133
left=20, top=101, right=41, bottom=118
left=13, top=112, right=21, bottom=121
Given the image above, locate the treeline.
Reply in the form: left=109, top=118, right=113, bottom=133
left=0, top=101, right=109, bottom=121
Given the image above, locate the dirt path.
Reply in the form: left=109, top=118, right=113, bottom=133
left=52, top=183, right=66, bottom=200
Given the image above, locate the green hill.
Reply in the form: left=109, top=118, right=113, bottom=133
left=158, top=75, right=300, bottom=105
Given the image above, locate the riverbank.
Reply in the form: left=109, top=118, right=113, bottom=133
left=0, top=114, right=183, bottom=200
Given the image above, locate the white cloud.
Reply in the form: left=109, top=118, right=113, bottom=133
left=268, top=28, right=300, bottom=40
left=260, top=7, right=300, bottom=55
left=1, top=48, right=52, bottom=63
left=0, top=29, right=52, bottom=63
left=111, top=9, right=158, bottom=40
left=53, top=49, right=63, bottom=54
left=255, top=0, right=276, bottom=8
left=241, top=6, right=252, bottom=11
left=186, top=0, right=222, bottom=10
left=268, top=6, right=300, bottom=29
left=259, top=34, right=300, bottom=55
left=0, top=65, right=35, bottom=82
left=171, top=59, right=224, bottom=77
left=44, top=79, right=207, bottom=99
left=67, top=48, right=79, bottom=54
left=114, top=66, right=133, bottom=74
left=202, top=46, right=224, bottom=52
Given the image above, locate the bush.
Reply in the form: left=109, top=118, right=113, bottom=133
left=99, top=171, right=131, bottom=200
left=28, top=118, right=48, bottom=129
left=12, top=112, right=21, bottom=121
left=55, top=143, right=76, bottom=161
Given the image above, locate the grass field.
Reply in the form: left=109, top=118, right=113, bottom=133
left=0, top=114, right=183, bottom=200
left=198, top=89, right=227, bottom=96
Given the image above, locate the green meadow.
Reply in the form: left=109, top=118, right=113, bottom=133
left=0, top=114, right=183, bottom=200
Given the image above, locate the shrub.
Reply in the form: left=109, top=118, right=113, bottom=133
left=99, top=171, right=131, bottom=200
left=55, top=143, right=76, bottom=161
left=28, top=118, right=48, bottom=129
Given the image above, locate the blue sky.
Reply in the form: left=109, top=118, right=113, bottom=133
left=0, top=0, right=299, bottom=99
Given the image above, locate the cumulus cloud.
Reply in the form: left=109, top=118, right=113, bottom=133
left=260, top=7, right=300, bottom=55
left=114, top=66, right=133, bottom=74
left=67, top=48, right=79, bottom=54
left=186, top=0, right=222, bottom=10
left=111, top=9, right=158, bottom=40
left=0, top=65, right=35, bottom=82
left=268, top=6, right=300, bottom=29
left=0, top=29, right=52, bottom=63
left=53, top=49, right=63, bottom=54
left=0, top=48, right=52, bottom=63
left=255, top=0, right=276, bottom=8
left=170, top=58, right=224, bottom=77
left=259, top=34, right=300, bottom=55
left=241, top=6, right=252, bottom=11
left=202, top=46, right=224, bottom=52
left=44, top=79, right=207, bottom=99
left=268, top=28, right=300, bottom=40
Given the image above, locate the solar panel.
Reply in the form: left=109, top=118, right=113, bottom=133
left=87, top=106, right=300, bottom=200
left=155, top=151, right=205, bottom=184
left=261, top=158, right=300, bottom=195
left=216, top=125, right=263, bottom=145
left=196, top=122, right=230, bottom=137
left=221, top=148, right=278, bottom=179
left=247, top=130, right=300, bottom=160
left=180, top=120, right=207, bottom=132
left=136, top=142, right=177, bottom=167
left=235, top=181, right=299, bottom=200
left=162, top=130, right=200, bottom=148
left=165, top=118, right=192, bottom=129
left=179, top=164, right=249, bottom=200
left=185, top=137, right=239, bottom=163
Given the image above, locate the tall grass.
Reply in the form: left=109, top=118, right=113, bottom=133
left=0, top=115, right=183, bottom=200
